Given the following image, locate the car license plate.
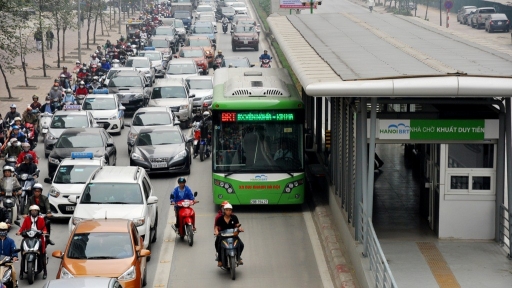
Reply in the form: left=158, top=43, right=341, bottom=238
left=498, top=21, right=502, bottom=25
left=121, top=99, right=130, bottom=104
left=42, top=128, right=48, bottom=133
left=152, top=162, right=167, bottom=168
left=66, top=206, right=75, bottom=211
left=243, top=40, right=248, bottom=44
left=250, top=199, right=268, bottom=204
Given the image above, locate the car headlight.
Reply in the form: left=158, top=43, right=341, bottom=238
left=128, top=132, right=138, bottom=140
left=47, top=132, right=57, bottom=141
left=108, top=113, right=118, bottom=120
left=133, top=217, right=145, bottom=227
left=133, top=93, right=143, bottom=99
left=131, top=153, right=144, bottom=161
left=180, top=104, right=189, bottom=110
left=204, top=95, right=212, bottom=100
left=118, top=266, right=136, bottom=281
left=48, top=157, right=60, bottom=165
left=49, top=187, right=60, bottom=198
left=174, top=150, right=187, bottom=160
left=60, top=267, right=74, bottom=279
left=72, top=217, right=85, bottom=225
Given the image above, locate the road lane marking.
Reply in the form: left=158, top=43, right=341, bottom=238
left=152, top=209, right=177, bottom=287
left=417, top=242, right=461, bottom=288
left=302, top=204, right=335, bottom=288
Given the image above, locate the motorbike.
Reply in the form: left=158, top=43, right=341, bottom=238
left=192, top=122, right=201, bottom=148
left=171, top=192, right=198, bottom=246
left=24, top=123, right=36, bottom=149
left=20, top=229, right=46, bottom=284
left=1, top=177, right=19, bottom=229
left=199, top=135, right=211, bottom=162
left=39, top=112, right=52, bottom=140
left=222, top=22, right=228, bottom=33
left=213, top=58, right=223, bottom=70
left=75, top=94, right=87, bottom=105
left=218, top=227, right=243, bottom=280
left=0, top=253, right=20, bottom=288
left=4, top=154, right=17, bottom=169
left=17, top=169, right=39, bottom=217
left=260, top=59, right=271, bottom=68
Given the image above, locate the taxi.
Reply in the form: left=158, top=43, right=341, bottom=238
left=52, top=219, right=150, bottom=288
left=82, top=89, right=125, bottom=135
left=44, top=152, right=105, bottom=218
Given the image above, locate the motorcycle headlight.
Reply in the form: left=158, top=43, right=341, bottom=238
left=118, top=266, right=136, bottom=281
left=133, top=217, right=145, bottom=227
left=179, top=104, right=189, bottom=110
left=72, top=217, right=85, bottom=225
left=48, top=157, right=60, bottom=165
left=47, top=132, right=57, bottom=140
left=204, top=95, right=212, bottom=100
left=144, top=70, right=151, bottom=74
left=2, top=268, right=11, bottom=282
left=49, top=186, right=60, bottom=198
left=131, top=153, right=144, bottom=161
left=60, top=267, right=74, bottom=279
left=174, top=150, right=187, bottom=160
left=108, top=113, right=118, bottom=120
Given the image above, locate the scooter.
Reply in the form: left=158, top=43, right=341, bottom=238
left=171, top=192, right=198, bottom=246
left=75, top=94, right=87, bottom=105
left=0, top=253, right=20, bottom=288
left=222, top=22, right=228, bottom=33
left=218, top=227, right=243, bottom=280
left=260, top=59, right=271, bottom=68
left=199, top=136, right=211, bottom=162
left=39, top=112, right=52, bottom=140
left=18, top=169, right=39, bottom=217
left=20, top=229, right=46, bottom=285
left=4, top=154, right=17, bottom=169
left=1, top=177, right=19, bottom=229
left=213, top=58, right=223, bottom=70
left=24, top=123, right=36, bottom=149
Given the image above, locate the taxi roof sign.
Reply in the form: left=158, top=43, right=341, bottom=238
left=71, top=152, right=94, bottom=159
left=93, top=88, right=109, bottom=94
left=144, top=47, right=156, bottom=51
left=64, top=105, right=81, bottom=111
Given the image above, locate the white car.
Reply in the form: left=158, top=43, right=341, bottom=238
left=68, top=166, right=159, bottom=250
left=44, top=152, right=105, bottom=218
left=103, top=67, right=137, bottom=87
left=148, top=79, right=194, bottom=127
left=195, top=4, right=214, bottom=17
left=82, top=92, right=125, bottom=134
left=187, top=76, right=213, bottom=110
left=230, top=2, right=248, bottom=14
left=165, top=58, right=202, bottom=81
left=138, top=49, right=164, bottom=75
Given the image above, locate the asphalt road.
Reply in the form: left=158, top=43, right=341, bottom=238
left=9, top=2, right=331, bottom=287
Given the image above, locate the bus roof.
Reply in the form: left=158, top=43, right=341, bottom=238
left=212, top=68, right=302, bottom=110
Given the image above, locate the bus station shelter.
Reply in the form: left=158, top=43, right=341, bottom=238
left=268, top=10, right=512, bottom=287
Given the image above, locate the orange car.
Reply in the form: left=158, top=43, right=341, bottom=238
left=185, top=36, right=215, bottom=68
left=52, top=219, right=151, bottom=288
left=175, top=46, right=209, bottom=75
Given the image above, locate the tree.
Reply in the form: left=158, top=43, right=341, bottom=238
left=49, top=0, right=76, bottom=67
left=18, top=25, right=37, bottom=87
left=35, top=0, right=48, bottom=77
left=86, top=0, right=93, bottom=49
left=0, top=0, right=24, bottom=98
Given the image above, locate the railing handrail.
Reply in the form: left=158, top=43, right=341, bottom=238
left=499, top=204, right=510, bottom=258
left=366, top=217, right=399, bottom=288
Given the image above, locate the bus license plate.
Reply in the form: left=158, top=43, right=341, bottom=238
left=243, top=40, right=248, bottom=44
left=250, top=199, right=268, bottom=204
left=152, top=162, right=167, bottom=168
left=66, top=206, right=75, bottom=211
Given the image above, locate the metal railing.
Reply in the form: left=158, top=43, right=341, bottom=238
left=359, top=202, right=398, bottom=288
left=499, top=204, right=511, bottom=259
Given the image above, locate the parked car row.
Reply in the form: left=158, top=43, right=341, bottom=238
left=457, top=6, right=510, bottom=33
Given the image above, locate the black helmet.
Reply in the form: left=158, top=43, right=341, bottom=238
left=177, top=177, right=186, bottom=183
left=24, top=154, right=33, bottom=161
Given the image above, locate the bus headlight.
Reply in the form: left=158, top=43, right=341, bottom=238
left=214, top=179, right=236, bottom=194
left=283, top=179, right=304, bottom=193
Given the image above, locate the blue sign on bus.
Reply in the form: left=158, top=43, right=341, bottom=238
left=71, top=152, right=94, bottom=159
left=93, top=88, right=109, bottom=94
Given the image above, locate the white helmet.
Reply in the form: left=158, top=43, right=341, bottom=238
left=203, top=111, right=210, bottom=117
left=13, top=116, right=22, bottom=121
left=29, top=205, right=40, bottom=211
left=32, top=183, right=43, bottom=192
left=224, top=203, right=233, bottom=210
left=10, top=104, right=16, bottom=108
left=21, top=142, right=30, bottom=148
left=93, top=76, right=99, bottom=80
left=60, top=74, right=66, bottom=78
left=65, top=88, right=72, bottom=93
left=76, top=60, right=81, bottom=64
left=3, top=166, right=14, bottom=172
left=80, top=81, right=85, bottom=85
left=0, top=222, right=8, bottom=230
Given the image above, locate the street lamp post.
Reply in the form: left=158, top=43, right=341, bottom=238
left=310, top=0, right=313, bottom=14
left=78, top=0, right=82, bottom=63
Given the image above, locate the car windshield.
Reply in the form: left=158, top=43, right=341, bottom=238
left=137, top=130, right=183, bottom=146
left=152, top=86, right=187, bottom=99
left=125, top=59, right=149, bottom=68
left=187, top=79, right=212, bottom=89
left=140, top=52, right=162, bottom=61
left=55, top=133, right=104, bottom=148
left=155, top=27, right=174, bottom=36
left=67, top=233, right=133, bottom=260
left=189, top=39, right=210, bottom=47
left=174, top=20, right=184, bottom=28
left=180, top=49, right=204, bottom=58
left=148, top=39, right=169, bottom=48
left=465, top=9, right=476, bottom=14
left=200, top=15, right=214, bottom=22
left=222, top=7, right=235, bottom=13
left=50, top=115, right=88, bottom=129
left=108, top=76, right=143, bottom=87
left=174, top=11, right=190, bottom=18
left=223, top=58, right=250, bottom=67
left=234, top=25, right=255, bottom=33
left=479, top=9, right=495, bottom=13
left=53, top=165, right=99, bottom=184
left=133, top=112, right=172, bottom=126
left=197, top=6, right=213, bottom=12
left=193, top=26, right=213, bottom=34
left=232, top=3, right=245, bottom=7
left=166, top=63, right=197, bottom=74
left=80, top=183, right=143, bottom=204
left=83, top=97, right=117, bottom=110
left=491, top=14, right=508, bottom=20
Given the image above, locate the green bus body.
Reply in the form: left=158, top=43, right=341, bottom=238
left=211, top=68, right=305, bottom=205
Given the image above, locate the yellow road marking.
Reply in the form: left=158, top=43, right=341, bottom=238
left=417, top=242, right=461, bottom=288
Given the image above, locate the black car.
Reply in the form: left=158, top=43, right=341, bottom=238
left=129, top=126, right=193, bottom=174
left=47, top=128, right=117, bottom=178
left=485, top=13, right=510, bottom=32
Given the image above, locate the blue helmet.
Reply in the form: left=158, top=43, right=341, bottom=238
left=12, top=125, right=19, bottom=130
left=177, top=177, right=186, bottom=183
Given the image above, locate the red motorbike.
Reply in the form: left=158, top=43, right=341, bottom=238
left=24, top=123, right=36, bottom=149
left=171, top=192, right=199, bottom=246
left=260, top=59, right=271, bottom=68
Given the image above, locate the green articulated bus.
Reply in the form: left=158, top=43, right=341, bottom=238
left=211, top=68, right=305, bottom=205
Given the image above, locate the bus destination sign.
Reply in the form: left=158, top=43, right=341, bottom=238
left=221, top=112, right=295, bottom=122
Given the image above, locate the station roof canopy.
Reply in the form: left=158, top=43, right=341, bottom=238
left=268, top=12, right=512, bottom=97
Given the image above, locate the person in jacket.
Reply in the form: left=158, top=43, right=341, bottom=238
left=45, top=29, right=54, bottom=50
left=7, top=126, right=27, bottom=144
left=17, top=205, right=49, bottom=279
left=75, top=81, right=88, bottom=97
left=4, top=139, right=22, bottom=159
left=29, top=95, right=42, bottom=111
left=170, top=177, right=196, bottom=231
left=0, top=222, right=18, bottom=283
left=214, top=203, right=244, bottom=266
left=15, top=154, right=38, bottom=175
left=61, top=89, right=76, bottom=106
left=22, top=184, right=54, bottom=246
left=16, top=143, right=38, bottom=166
left=22, top=106, right=38, bottom=140
left=4, top=104, right=20, bottom=125
left=48, top=83, right=63, bottom=105
left=100, top=58, right=111, bottom=70
left=34, top=29, right=43, bottom=51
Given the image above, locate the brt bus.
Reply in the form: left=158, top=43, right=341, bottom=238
left=211, top=68, right=305, bottom=205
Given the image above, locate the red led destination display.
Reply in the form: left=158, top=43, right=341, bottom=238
left=221, top=112, right=295, bottom=122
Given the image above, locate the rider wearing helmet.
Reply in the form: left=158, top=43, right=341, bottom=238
left=59, top=73, right=71, bottom=89
left=61, top=88, right=76, bottom=105
left=0, top=166, right=21, bottom=199
left=4, top=138, right=22, bottom=159
left=15, top=154, right=38, bottom=175
left=73, top=60, right=82, bottom=74
left=17, top=204, right=50, bottom=279
left=4, top=104, right=20, bottom=125
left=75, top=81, right=88, bottom=97
left=23, top=184, right=54, bottom=245
left=100, top=58, right=111, bottom=70
left=8, top=125, right=27, bottom=144
left=193, top=111, right=211, bottom=158
left=214, top=201, right=230, bottom=227
left=16, top=142, right=38, bottom=166
left=170, top=177, right=196, bottom=231
left=214, top=203, right=244, bottom=266
left=213, top=50, right=224, bottom=69
left=30, top=95, right=42, bottom=111
left=89, top=54, right=100, bottom=66
left=0, top=222, right=19, bottom=282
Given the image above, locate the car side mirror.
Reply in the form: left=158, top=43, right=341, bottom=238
left=107, top=142, right=115, bottom=147
left=119, top=106, right=126, bottom=110
left=68, top=195, right=78, bottom=203
left=193, top=191, right=198, bottom=197
left=52, top=250, right=64, bottom=259
left=147, top=195, right=158, bottom=205
left=139, top=249, right=151, bottom=258
left=186, top=137, right=194, bottom=143
left=230, top=30, right=234, bottom=34
left=250, top=63, right=255, bottom=67
left=189, top=94, right=195, bottom=98
left=145, top=83, right=151, bottom=87
left=44, top=178, right=52, bottom=184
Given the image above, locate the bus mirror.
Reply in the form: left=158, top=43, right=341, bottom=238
left=305, top=133, right=314, bottom=151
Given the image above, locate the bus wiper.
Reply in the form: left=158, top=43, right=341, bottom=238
left=272, top=165, right=294, bottom=178
left=224, top=169, right=243, bottom=178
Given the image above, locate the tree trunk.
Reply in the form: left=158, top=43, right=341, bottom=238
left=425, top=2, right=429, bottom=20
left=62, top=27, right=67, bottom=62
left=93, top=9, right=99, bottom=44
left=39, top=5, right=47, bottom=76
left=0, top=64, right=13, bottom=99
left=101, top=11, right=104, bottom=36
left=19, top=30, right=29, bottom=86
left=56, top=27, right=61, bottom=68
left=86, top=2, right=92, bottom=49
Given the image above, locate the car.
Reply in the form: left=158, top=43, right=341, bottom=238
left=126, top=107, right=177, bottom=153
left=165, top=58, right=203, bottom=81
left=231, top=13, right=250, bottom=31
left=231, top=25, right=259, bottom=51
left=125, top=57, right=155, bottom=84
left=221, top=56, right=254, bottom=68
left=172, top=10, right=192, bottom=30
left=107, top=70, right=152, bottom=110
left=68, top=166, right=158, bottom=251
left=154, top=25, right=177, bottom=38
left=187, top=76, right=213, bottom=110
left=457, top=6, right=476, bottom=23
left=185, top=36, right=215, bottom=67
left=53, top=219, right=150, bottom=288
left=195, top=4, right=214, bottom=17
left=47, top=128, right=117, bottom=178
left=148, top=78, right=194, bottom=127
left=230, top=2, right=247, bottom=14
left=147, top=35, right=175, bottom=56
left=467, top=11, right=477, bottom=26
left=220, top=6, right=236, bottom=21
left=462, top=8, right=477, bottom=25
left=44, top=109, right=99, bottom=158
left=103, top=67, right=137, bottom=86
left=82, top=93, right=125, bottom=134
left=44, top=152, right=105, bottom=218
left=198, top=13, right=217, bottom=32
left=190, top=21, right=217, bottom=44
left=175, top=46, right=209, bottom=75
left=172, top=18, right=187, bottom=40
left=130, top=126, right=193, bottom=174
left=471, top=7, right=496, bottom=29
left=42, top=277, right=123, bottom=288
left=485, top=13, right=510, bottom=32
left=138, top=49, right=165, bottom=77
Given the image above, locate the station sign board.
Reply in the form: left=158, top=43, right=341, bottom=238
left=280, top=0, right=318, bottom=9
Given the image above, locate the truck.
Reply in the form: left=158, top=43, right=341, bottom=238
left=172, top=4, right=193, bottom=30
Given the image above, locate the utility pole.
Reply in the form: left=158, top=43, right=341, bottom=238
left=439, top=0, right=442, bottom=26
left=119, top=0, right=121, bottom=34
left=78, top=0, right=82, bottom=63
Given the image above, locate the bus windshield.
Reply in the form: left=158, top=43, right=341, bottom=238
left=213, top=122, right=303, bottom=172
